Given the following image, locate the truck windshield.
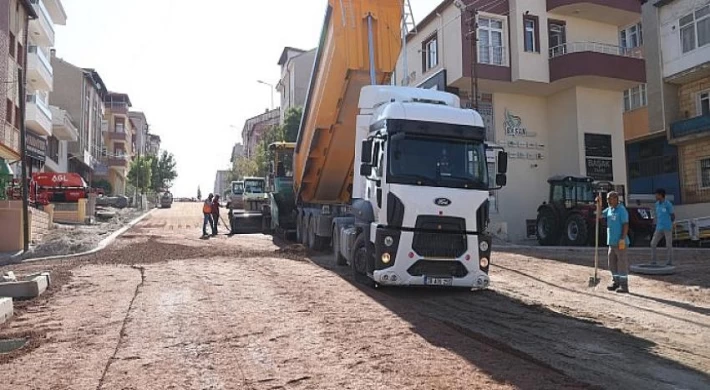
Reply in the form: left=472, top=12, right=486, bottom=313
left=244, top=180, right=264, bottom=194
left=388, top=134, right=488, bottom=190
left=231, top=182, right=244, bottom=195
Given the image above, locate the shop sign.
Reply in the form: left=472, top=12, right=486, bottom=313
left=584, top=133, right=612, bottom=158
left=504, top=109, right=537, bottom=137
left=26, top=132, right=47, bottom=162
left=586, top=158, right=614, bottom=181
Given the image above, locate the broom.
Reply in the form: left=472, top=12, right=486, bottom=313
left=589, top=195, right=602, bottom=287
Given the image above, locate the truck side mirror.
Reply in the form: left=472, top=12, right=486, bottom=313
left=361, top=140, right=373, bottom=163
left=498, top=151, right=508, bottom=174
left=495, top=174, right=507, bottom=187
left=360, top=163, right=372, bottom=177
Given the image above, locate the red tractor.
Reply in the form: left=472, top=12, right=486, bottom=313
left=535, top=175, right=654, bottom=247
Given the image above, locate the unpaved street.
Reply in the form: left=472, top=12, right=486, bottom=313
left=1, top=202, right=709, bottom=389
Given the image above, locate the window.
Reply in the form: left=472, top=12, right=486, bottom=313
left=700, top=158, right=710, bottom=188
left=619, top=22, right=643, bottom=49
left=548, top=20, right=567, bottom=56
left=115, top=117, right=125, bottom=133
left=680, top=4, right=710, bottom=53
left=48, top=136, right=59, bottom=162
left=8, top=33, right=15, bottom=58
left=422, top=34, right=438, bottom=72
left=700, top=91, right=710, bottom=116
left=623, top=84, right=647, bottom=112
left=17, top=43, right=23, bottom=67
left=5, top=99, right=12, bottom=124
left=523, top=15, right=539, bottom=53
left=478, top=17, right=505, bottom=65
left=14, top=106, right=20, bottom=129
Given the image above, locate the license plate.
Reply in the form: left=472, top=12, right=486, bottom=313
left=425, top=277, right=453, bottom=286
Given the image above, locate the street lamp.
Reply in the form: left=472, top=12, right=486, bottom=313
left=256, top=80, right=275, bottom=110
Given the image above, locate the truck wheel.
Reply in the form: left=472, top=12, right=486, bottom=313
left=332, top=227, right=347, bottom=266
left=298, top=214, right=308, bottom=245
left=564, top=214, right=589, bottom=246
left=536, top=209, right=559, bottom=246
left=351, top=234, right=375, bottom=287
left=307, top=217, right=328, bottom=251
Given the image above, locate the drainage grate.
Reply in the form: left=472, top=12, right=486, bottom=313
left=0, top=338, right=27, bottom=354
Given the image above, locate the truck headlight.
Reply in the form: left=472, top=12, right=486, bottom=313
left=479, top=241, right=489, bottom=252
left=479, top=257, right=489, bottom=268
left=384, top=236, right=394, bottom=247
left=381, top=253, right=391, bottom=264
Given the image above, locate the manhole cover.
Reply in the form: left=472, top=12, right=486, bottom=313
left=0, top=338, right=27, bottom=354
left=630, top=263, right=676, bottom=275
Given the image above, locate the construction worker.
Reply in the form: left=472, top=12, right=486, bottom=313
left=202, top=194, right=214, bottom=238
left=651, top=188, right=675, bottom=265
left=598, top=191, right=630, bottom=293
left=211, top=194, right=221, bottom=236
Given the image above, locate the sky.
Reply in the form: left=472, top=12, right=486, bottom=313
left=55, top=0, right=443, bottom=198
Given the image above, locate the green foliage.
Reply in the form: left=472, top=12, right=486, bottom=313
left=150, top=150, right=178, bottom=192
left=281, top=106, right=302, bottom=143
left=127, top=156, right=152, bottom=194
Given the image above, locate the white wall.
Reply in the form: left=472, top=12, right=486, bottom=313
left=510, top=0, right=549, bottom=83
left=547, top=88, right=581, bottom=173
left=659, top=0, right=710, bottom=78
left=491, top=93, right=551, bottom=241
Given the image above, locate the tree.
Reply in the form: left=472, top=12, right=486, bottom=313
left=230, top=156, right=259, bottom=181
left=281, top=106, right=302, bottom=142
left=197, top=186, right=202, bottom=201
left=127, top=156, right=152, bottom=194
left=150, top=150, right=178, bottom=192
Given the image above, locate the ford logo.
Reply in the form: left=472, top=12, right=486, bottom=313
left=434, top=198, right=452, bottom=207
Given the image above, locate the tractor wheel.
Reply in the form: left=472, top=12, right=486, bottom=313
left=536, top=208, right=560, bottom=246
left=564, top=214, right=589, bottom=246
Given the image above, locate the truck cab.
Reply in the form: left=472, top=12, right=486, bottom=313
left=334, top=86, right=508, bottom=289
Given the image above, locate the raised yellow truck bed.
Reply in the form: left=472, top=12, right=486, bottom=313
left=294, top=0, right=402, bottom=205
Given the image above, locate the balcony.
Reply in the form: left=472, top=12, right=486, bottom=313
left=105, top=102, right=129, bottom=115
left=107, top=154, right=130, bottom=169
left=546, top=0, right=641, bottom=26
left=670, top=115, right=710, bottom=142
left=549, top=42, right=646, bottom=88
left=27, top=46, right=53, bottom=91
left=26, top=93, right=53, bottom=136
left=50, top=106, right=78, bottom=142
left=28, top=0, right=55, bottom=47
left=0, top=123, right=21, bottom=160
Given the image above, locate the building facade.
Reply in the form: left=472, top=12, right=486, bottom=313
left=397, top=0, right=644, bottom=241
left=214, top=169, right=230, bottom=197
left=24, top=0, right=65, bottom=175
left=276, top=47, right=315, bottom=123
left=100, top=91, right=133, bottom=196
left=241, top=108, right=280, bottom=158
left=128, top=111, right=149, bottom=157
left=642, top=0, right=710, bottom=218
left=45, top=105, right=77, bottom=173
left=230, top=142, right=244, bottom=164
left=146, top=133, right=160, bottom=157
left=0, top=0, right=35, bottom=172
left=49, top=58, right=107, bottom=184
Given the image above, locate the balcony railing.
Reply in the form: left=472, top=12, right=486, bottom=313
left=28, top=46, right=53, bottom=76
left=26, top=93, right=52, bottom=120
left=478, top=45, right=507, bottom=66
left=670, top=115, right=710, bottom=140
left=549, top=42, right=643, bottom=59
left=30, top=0, right=55, bottom=35
left=0, top=124, right=20, bottom=155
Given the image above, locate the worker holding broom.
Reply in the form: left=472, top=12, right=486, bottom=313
left=597, top=191, right=631, bottom=293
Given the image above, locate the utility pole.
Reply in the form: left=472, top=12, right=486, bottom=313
left=18, top=67, right=29, bottom=251
left=466, top=7, right=479, bottom=110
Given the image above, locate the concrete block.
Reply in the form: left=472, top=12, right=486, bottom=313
left=0, top=297, right=13, bottom=325
left=0, top=273, right=50, bottom=299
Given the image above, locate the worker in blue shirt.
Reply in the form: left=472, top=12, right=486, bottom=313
left=598, top=191, right=630, bottom=293
left=651, top=188, right=675, bottom=265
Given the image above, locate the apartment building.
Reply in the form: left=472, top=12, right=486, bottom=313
left=45, top=105, right=77, bottom=173
left=0, top=0, right=36, bottom=171
left=100, top=91, right=134, bottom=196
left=50, top=58, right=107, bottom=184
left=128, top=111, right=148, bottom=157
left=25, top=0, right=65, bottom=175
left=214, top=170, right=230, bottom=197
left=146, top=133, right=160, bottom=157
left=396, top=0, right=644, bottom=241
left=242, top=108, right=280, bottom=158
left=230, top=142, right=244, bottom=164
left=639, top=0, right=710, bottom=217
left=276, top=47, right=316, bottom=123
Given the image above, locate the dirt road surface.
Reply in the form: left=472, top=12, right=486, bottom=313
left=1, top=202, right=708, bottom=389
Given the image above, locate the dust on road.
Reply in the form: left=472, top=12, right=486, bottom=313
left=1, top=202, right=708, bottom=389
